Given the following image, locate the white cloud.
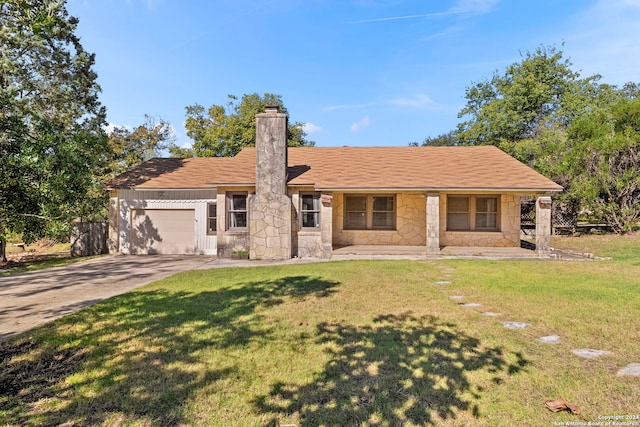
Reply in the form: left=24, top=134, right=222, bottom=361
left=450, top=0, right=501, bottom=16
left=390, top=94, right=437, bottom=108
left=349, top=0, right=500, bottom=24
left=302, top=122, right=322, bottom=134
left=103, top=122, right=132, bottom=134
left=323, top=102, right=380, bottom=112
left=350, top=116, right=373, bottom=133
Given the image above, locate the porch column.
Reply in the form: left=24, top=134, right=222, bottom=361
left=320, top=193, right=333, bottom=258
left=535, top=196, right=552, bottom=255
left=426, top=193, right=440, bottom=255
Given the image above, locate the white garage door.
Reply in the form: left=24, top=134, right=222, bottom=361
left=130, top=209, right=195, bottom=254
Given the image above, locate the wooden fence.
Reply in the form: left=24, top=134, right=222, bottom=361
left=70, top=221, right=108, bottom=257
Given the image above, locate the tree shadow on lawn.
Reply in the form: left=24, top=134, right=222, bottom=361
left=255, top=312, right=529, bottom=426
left=0, top=274, right=338, bottom=426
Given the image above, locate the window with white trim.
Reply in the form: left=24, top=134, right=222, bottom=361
left=301, top=193, right=321, bottom=228
left=207, top=202, right=217, bottom=234
left=227, top=193, right=248, bottom=230
left=344, top=195, right=395, bottom=230
left=447, top=195, right=500, bottom=231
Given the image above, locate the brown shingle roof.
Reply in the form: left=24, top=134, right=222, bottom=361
left=107, top=146, right=562, bottom=192
left=105, top=157, right=254, bottom=189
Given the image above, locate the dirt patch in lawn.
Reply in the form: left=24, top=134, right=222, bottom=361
left=1, top=240, right=71, bottom=272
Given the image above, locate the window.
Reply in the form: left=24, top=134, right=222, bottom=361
left=372, top=196, right=395, bottom=228
left=447, top=195, right=499, bottom=231
left=207, top=203, right=217, bottom=234
left=476, top=197, right=498, bottom=229
left=447, top=196, right=470, bottom=230
left=344, top=195, right=395, bottom=230
left=301, top=193, right=321, bottom=228
left=345, top=196, right=367, bottom=229
left=227, top=193, right=248, bottom=230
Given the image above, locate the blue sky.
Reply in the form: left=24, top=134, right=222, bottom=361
left=67, top=0, right=640, bottom=150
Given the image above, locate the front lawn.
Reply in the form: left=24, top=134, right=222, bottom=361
left=1, top=235, right=639, bottom=426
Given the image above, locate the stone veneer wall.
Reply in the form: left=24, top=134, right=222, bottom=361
left=249, top=193, right=292, bottom=259
left=332, top=193, right=426, bottom=246
left=439, top=193, right=521, bottom=247
left=216, top=189, right=251, bottom=258
left=292, top=191, right=332, bottom=258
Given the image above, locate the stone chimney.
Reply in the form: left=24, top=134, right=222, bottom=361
left=255, top=105, right=288, bottom=195
left=249, top=106, right=292, bottom=259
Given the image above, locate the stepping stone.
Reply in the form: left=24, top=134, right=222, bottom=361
left=482, top=312, right=501, bottom=317
left=433, top=281, right=452, bottom=285
left=503, top=321, right=530, bottom=329
left=572, top=349, right=612, bottom=358
left=538, top=335, right=560, bottom=344
left=617, top=363, right=640, bottom=376
left=460, top=303, right=481, bottom=307
left=449, top=295, right=464, bottom=300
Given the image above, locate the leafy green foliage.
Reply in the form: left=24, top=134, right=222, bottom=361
left=107, top=115, right=176, bottom=176
left=453, top=44, right=640, bottom=232
left=0, top=0, right=109, bottom=259
left=410, top=130, right=458, bottom=146
left=567, top=99, right=640, bottom=233
left=457, top=45, right=600, bottom=152
left=172, top=93, right=314, bottom=157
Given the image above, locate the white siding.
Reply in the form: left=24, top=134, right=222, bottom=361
left=117, top=189, right=217, bottom=255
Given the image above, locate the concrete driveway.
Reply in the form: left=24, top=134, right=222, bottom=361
left=0, top=255, right=218, bottom=340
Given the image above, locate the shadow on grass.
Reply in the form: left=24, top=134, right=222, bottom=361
left=0, top=274, right=338, bottom=426
left=255, top=312, right=529, bottom=426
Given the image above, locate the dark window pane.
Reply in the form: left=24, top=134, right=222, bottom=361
left=373, top=196, right=393, bottom=211
left=230, top=212, right=247, bottom=228
left=302, top=212, right=319, bottom=228
left=346, top=212, right=366, bottom=229
left=448, top=197, right=469, bottom=212
left=231, top=195, right=247, bottom=211
left=208, top=204, right=217, bottom=217
left=346, top=196, right=366, bottom=211
left=477, top=197, right=497, bottom=213
left=302, top=194, right=319, bottom=211
left=476, top=212, right=497, bottom=228
left=372, top=212, right=394, bottom=228
left=448, top=213, right=470, bottom=230
left=208, top=218, right=216, bottom=232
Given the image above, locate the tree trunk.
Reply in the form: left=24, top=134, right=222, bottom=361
left=0, top=238, right=6, bottom=263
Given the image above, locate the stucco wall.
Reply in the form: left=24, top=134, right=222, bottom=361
left=332, top=193, right=426, bottom=246
left=439, top=193, right=521, bottom=247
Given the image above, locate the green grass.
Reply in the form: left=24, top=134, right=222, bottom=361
left=1, top=235, right=639, bottom=426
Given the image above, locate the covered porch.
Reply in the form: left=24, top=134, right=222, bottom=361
left=324, top=193, right=554, bottom=257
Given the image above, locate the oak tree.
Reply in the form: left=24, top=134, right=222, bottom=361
left=172, top=93, right=314, bottom=158
left=0, top=0, right=108, bottom=260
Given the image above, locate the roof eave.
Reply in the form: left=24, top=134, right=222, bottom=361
left=311, top=186, right=563, bottom=193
